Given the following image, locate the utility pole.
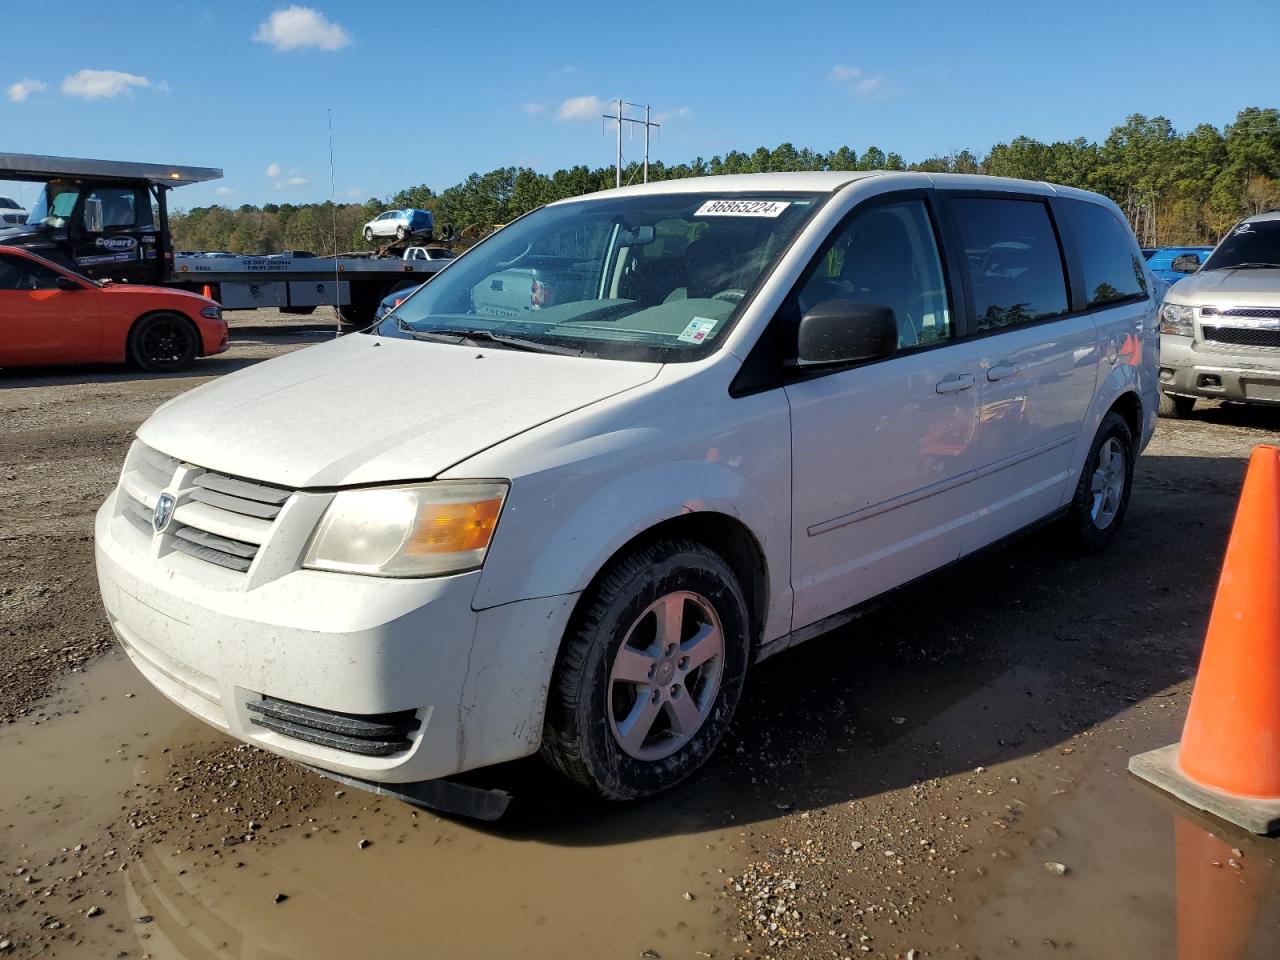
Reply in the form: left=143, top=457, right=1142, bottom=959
left=602, top=100, right=662, bottom=187
left=643, top=104, right=651, bottom=184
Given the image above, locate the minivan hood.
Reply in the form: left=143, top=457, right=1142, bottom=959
left=1169, top=267, right=1280, bottom=306
left=138, top=334, right=660, bottom=488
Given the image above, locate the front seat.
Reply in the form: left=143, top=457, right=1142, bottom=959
left=841, top=211, right=921, bottom=349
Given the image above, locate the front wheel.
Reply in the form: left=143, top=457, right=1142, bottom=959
left=1063, top=411, right=1135, bottom=552
left=363, top=227, right=374, bottom=242
left=1159, top=392, right=1196, bottom=419
left=395, top=225, right=407, bottom=241
left=128, top=312, right=198, bottom=372
left=541, top=540, right=751, bottom=799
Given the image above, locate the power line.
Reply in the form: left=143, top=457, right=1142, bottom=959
left=601, top=99, right=662, bottom=187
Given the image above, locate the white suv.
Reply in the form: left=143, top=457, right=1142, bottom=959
left=95, top=172, right=1158, bottom=801
left=1157, top=211, right=1280, bottom=417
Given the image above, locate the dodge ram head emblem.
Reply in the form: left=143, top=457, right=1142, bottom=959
left=152, top=493, right=176, bottom=533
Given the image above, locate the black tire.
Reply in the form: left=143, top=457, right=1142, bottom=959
left=127, top=312, right=199, bottom=373
left=395, top=225, right=407, bottom=241
left=337, top=303, right=371, bottom=327
left=363, top=226, right=374, bottom=243
left=540, top=539, right=751, bottom=800
left=1063, top=411, right=1135, bottom=552
left=1158, top=391, right=1195, bottom=419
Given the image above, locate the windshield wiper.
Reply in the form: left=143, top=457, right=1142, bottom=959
left=396, top=320, right=582, bottom=356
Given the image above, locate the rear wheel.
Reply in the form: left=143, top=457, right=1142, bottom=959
left=395, top=225, right=407, bottom=241
left=1158, top=392, right=1195, bottom=418
left=1063, top=412, right=1135, bottom=552
left=337, top=303, right=372, bottom=328
left=541, top=540, right=751, bottom=799
left=128, top=312, right=198, bottom=373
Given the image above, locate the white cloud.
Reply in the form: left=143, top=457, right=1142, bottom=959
left=265, top=162, right=282, bottom=177
left=61, top=69, right=149, bottom=99
left=273, top=175, right=309, bottom=189
left=7, top=78, right=47, bottom=102
left=654, top=105, right=691, bottom=124
left=253, top=6, right=351, bottom=52
left=557, top=95, right=604, bottom=121
left=521, top=101, right=547, bottom=116
left=828, top=64, right=889, bottom=101
left=215, top=186, right=236, bottom=196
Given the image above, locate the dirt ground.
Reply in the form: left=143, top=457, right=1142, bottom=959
left=1, top=312, right=1278, bottom=959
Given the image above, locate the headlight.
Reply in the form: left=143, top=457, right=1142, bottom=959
left=1159, top=303, right=1194, bottom=336
left=303, top=482, right=508, bottom=577
left=200, top=305, right=222, bottom=320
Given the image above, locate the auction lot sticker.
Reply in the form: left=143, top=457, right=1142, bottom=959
left=694, top=199, right=792, bottom=218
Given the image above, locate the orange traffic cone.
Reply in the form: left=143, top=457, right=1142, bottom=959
left=1130, top=444, right=1280, bottom=834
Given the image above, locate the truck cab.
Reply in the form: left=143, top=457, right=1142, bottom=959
left=0, top=153, right=222, bottom=285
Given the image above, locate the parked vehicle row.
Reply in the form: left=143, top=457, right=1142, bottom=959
left=96, top=171, right=1159, bottom=805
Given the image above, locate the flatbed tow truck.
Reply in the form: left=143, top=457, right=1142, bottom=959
left=0, top=153, right=446, bottom=326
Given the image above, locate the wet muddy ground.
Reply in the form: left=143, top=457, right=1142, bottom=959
left=2, top=314, right=1279, bottom=958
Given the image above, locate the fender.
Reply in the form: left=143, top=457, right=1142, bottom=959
left=452, top=382, right=795, bottom=646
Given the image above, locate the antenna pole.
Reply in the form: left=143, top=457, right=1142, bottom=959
left=328, top=107, right=340, bottom=338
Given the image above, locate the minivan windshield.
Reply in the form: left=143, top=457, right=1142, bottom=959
left=376, top=192, right=824, bottom=362
left=1202, top=219, right=1280, bottom=271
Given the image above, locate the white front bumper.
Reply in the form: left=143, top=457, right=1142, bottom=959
left=95, top=490, right=577, bottom=783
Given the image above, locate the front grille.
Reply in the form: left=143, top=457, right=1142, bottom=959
left=1202, top=326, right=1280, bottom=349
left=118, top=441, right=294, bottom=574
left=1201, top=306, right=1280, bottom=320
left=247, top=697, right=420, bottom=757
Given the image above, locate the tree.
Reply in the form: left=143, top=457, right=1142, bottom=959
left=169, top=107, right=1278, bottom=254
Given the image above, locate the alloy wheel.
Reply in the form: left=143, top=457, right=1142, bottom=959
left=606, top=590, right=725, bottom=761
left=1090, top=437, right=1126, bottom=529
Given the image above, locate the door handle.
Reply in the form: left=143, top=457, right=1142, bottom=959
left=935, top=372, right=976, bottom=394
left=986, top=361, right=1018, bottom=382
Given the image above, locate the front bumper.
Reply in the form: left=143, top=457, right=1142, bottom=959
left=95, top=491, right=576, bottom=783
left=1159, top=335, right=1280, bottom=406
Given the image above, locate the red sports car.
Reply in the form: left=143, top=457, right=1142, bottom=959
left=0, top=245, right=228, bottom=372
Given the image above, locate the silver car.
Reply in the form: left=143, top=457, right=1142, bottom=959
left=1158, top=211, right=1280, bottom=417
left=362, top=208, right=433, bottom=243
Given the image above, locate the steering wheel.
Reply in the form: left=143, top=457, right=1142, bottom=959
left=711, top=288, right=747, bottom=303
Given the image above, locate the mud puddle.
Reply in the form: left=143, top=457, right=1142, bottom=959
left=0, top=651, right=742, bottom=959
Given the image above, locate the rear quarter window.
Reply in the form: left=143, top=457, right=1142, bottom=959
left=1059, top=200, right=1148, bottom=307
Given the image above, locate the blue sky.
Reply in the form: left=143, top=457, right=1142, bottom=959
left=2, top=0, right=1276, bottom=211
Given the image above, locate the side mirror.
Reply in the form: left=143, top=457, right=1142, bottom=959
left=55, top=275, right=81, bottom=291
left=1171, top=254, right=1200, bottom=274
left=83, top=197, right=104, bottom=233
left=793, top=300, right=899, bottom=368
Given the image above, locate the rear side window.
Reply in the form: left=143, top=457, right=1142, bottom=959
left=1059, top=200, right=1148, bottom=306
left=950, top=198, right=1068, bottom=331
left=0, top=253, right=62, bottom=291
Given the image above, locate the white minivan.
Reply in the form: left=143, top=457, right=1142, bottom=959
left=95, top=172, right=1159, bottom=801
